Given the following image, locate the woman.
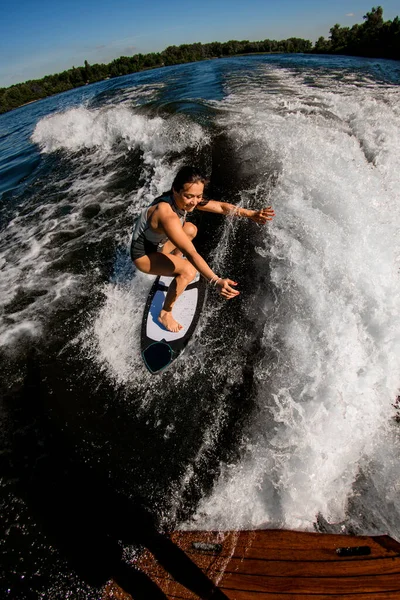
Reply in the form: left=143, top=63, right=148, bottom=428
left=131, top=166, right=275, bottom=332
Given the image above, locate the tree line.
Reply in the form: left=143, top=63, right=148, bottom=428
left=0, top=6, right=398, bottom=115
left=314, top=6, right=399, bottom=58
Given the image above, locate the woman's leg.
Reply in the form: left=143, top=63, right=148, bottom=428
left=161, top=222, right=197, bottom=256
left=134, top=252, right=197, bottom=332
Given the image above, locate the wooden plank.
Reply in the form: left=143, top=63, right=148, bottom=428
left=131, top=529, right=400, bottom=600
left=220, top=572, right=400, bottom=594
left=178, top=531, right=400, bottom=561
left=225, top=590, right=400, bottom=600
left=137, top=550, right=400, bottom=581
left=219, top=556, right=400, bottom=577
left=139, top=563, right=400, bottom=596
left=103, top=580, right=133, bottom=600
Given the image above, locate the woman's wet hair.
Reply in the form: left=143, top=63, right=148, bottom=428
left=171, top=166, right=208, bottom=192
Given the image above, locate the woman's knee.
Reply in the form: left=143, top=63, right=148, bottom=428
left=179, top=263, right=197, bottom=282
left=183, top=222, right=197, bottom=240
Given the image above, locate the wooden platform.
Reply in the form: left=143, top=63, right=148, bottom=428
left=129, top=529, right=400, bottom=599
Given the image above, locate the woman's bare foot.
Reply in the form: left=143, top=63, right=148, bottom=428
left=158, top=309, right=183, bottom=332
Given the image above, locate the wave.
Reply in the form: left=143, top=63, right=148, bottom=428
left=31, top=104, right=207, bottom=156
left=187, top=66, right=400, bottom=534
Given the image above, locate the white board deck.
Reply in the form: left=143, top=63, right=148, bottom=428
left=146, top=288, right=199, bottom=342
left=146, top=272, right=200, bottom=342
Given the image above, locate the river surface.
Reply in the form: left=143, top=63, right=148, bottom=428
left=1, top=54, right=400, bottom=598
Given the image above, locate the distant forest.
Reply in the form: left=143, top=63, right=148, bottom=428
left=0, top=6, right=398, bottom=115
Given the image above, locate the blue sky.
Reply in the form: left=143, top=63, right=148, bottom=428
left=1, top=0, right=399, bottom=87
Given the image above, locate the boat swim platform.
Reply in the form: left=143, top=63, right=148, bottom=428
left=105, top=529, right=400, bottom=599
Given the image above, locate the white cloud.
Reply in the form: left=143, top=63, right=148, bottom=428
left=346, top=13, right=355, bottom=17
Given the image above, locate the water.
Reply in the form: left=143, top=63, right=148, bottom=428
left=1, top=54, right=400, bottom=598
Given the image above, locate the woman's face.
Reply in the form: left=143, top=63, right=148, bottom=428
left=173, top=181, right=204, bottom=212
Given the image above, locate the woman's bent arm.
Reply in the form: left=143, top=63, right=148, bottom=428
left=198, top=200, right=275, bottom=223
left=161, top=210, right=239, bottom=298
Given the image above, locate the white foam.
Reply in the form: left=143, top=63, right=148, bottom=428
left=0, top=320, right=42, bottom=348
left=31, top=105, right=206, bottom=158
left=188, top=65, right=400, bottom=532
left=85, top=254, right=152, bottom=387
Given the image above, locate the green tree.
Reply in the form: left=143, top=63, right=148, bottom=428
left=363, top=5, right=384, bottom=28
left=329, top=24, right=351, bottom=52
left=84, top=60, right=92, bottom=82
left=314, top=36, right=332, bottom=53
left=313, top=5, right=399, bottom=59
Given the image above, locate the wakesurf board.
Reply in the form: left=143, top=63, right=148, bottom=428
left=141, top=271, right=206, bottom=374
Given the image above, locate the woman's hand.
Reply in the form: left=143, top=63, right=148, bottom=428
left=249, top=206, right=275, bottom=224
left=216, top=278, right=240, bottom=299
